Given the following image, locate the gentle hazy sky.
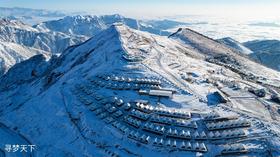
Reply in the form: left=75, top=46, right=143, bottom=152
left=0, top=0, right=279, bottom=19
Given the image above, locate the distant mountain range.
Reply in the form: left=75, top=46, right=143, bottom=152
left=244, top=40, right=280, bottom=71
left=0, top=9, right=280, bottom=77
left=34, top=14, right=187, bottom=37
left=218, top=37, right=280, bottom=71
left=0, top=7, right=68, bottom=24
left=0, top=18, right=86, bottom=75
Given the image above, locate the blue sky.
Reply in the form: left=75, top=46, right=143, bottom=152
left=0, top=0, right=279, bottom=18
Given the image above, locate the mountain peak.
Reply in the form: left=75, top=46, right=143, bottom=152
left=169, top=27, right=231, bottom=56
left=1, top=19, right=280, bottom=157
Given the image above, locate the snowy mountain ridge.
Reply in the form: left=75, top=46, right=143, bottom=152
left=34, top=14, right=187, bottom=37
left=0, top=19, right=86, bottom=53
left=217, top=37, right=253, bottom=55
left=1, top=24, right=280, bottom=157
left=0, top=14, right=189, bottom=76
left=0, top=18, right=87, bottom=76
left=0, top=41, right=49, bottom=76
left=244, top=40, right=280, bottom=71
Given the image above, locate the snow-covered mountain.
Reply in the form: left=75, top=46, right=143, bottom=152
left=0, top=41, right=49, bottom=75
left=244, top=40, right=280, bottom=71
left=217, top=37, right=253, bottom=55
left=0, top=15, right=185, bottom=77
left=1, top=24, right=280, bottom=157
left=0, top=19, right=86, bottom=53
left=168, top=28, right=266, bottom=73
left=34, top=14, right=187, bottom=37
left=215, top=37, right=280, bottom=72
left=0, top=18, right=86, bottom=76
left=169, top=28, right=280, bottom=77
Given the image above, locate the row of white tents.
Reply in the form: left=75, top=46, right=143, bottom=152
left=127, top=130, right=207, bottom=152
left=130, top=109, right=150, bottom=120
left=203, top=112, right=220, bottom=120
left=136, top=102, right=192, bottom=119
left=143, top=122, right=166, bottom=134
left=154, top=107, right=191, bottom=119
left=221, top=144, right=247, bottom=155
left=151, top=116, right=197, bottom=128
left=203, top=112, right=238, bottom=122
left=208, top=129, right=246, bottom=139
left=206, top=119, right=251, bottom=130
left=92, top=79, right=160, bottom=90
left=143, top=122, right=197, bottom=139
left=135, top=102, right=154, bottom=113
left=95, top=74, right=162, bottom=85
left=153, top=138, right=207, bottom=152
left=150, top=115, right=176, bottom=124
left=123, top=116, right=142, bottom=128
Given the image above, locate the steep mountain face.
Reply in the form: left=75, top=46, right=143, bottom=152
left=0, top=19, right=86, bottom=76
left=0, top=19, right=86, bottom=53
left=0, top=41, right=49, bottom=75
left=0, top=54, right=51, bottom=91
left=169, top=28, right=279, bottom=77
left=244, top=40, right=280, bottom=71
left=0, top=24, right=280, bottom=157
left=169, top=28, right=236, bottom=56
left=217, top=37, right=253, bottom=55
left=34, top=14, right=186, bottom=37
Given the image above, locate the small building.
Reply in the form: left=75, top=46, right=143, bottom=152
left=138, top=89, right=149, bottom=95
left=158, top=138, right=164, bottom=146
left=166, top=139, right=171, bottom=147
left=271, top=94, right=280, bottom=104
left=212, top=91, right=228, bottom=103
left=180, top=141, right=186, bottom=149
left=157, top=88, right=177, bottom=94
left=248, top=88, right=266, bottom=97
left=172, top=140, right=177, bottom=148
left=149, top=89, right=173, bottom=98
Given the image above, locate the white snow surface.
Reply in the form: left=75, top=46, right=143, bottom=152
left=0, top=24, right=280, bottom=157
left=0, top=18, right=86, bottom=76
